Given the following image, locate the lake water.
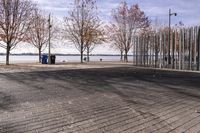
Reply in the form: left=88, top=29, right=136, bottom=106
left=0, top=55, right=134, bottom=63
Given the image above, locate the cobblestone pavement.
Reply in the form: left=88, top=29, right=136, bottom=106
left=1, top=67, right=200, bottom=133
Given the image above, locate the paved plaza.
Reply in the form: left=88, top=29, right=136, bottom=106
left=1, top=66, right=200, bottom=133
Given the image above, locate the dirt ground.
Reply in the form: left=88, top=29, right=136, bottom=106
left=0, top=62, right=200, bottom=133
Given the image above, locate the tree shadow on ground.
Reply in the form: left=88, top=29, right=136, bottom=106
left=0, top=92, right=16, bottom=111
left=1, top=67, right=200, bottom=106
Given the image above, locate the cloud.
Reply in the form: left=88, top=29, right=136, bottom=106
left=32, top=0, right=72, bottom=19
left=33, top=0, right=200, bottom=26
left=27, top=0, right=200, bottom=54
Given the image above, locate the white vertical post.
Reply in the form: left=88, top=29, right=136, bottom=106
left=133, top=36, right=135, bottom=65
left=190, top=28, right=192, bottom=70
left=175, top=30, right=177, bottom=69
left=194, top=27, right=197, bottom=69
left=179, top=29, right=182, bottom=70
left=174, top=31, right=177, bottom=69
left=163, top=32, right=166, bottom=68
left=182, top=29, right=185, bottom=70
left=159, top=32, right=162, bottom=68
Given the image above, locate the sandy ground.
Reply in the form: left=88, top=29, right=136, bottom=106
left=0, top=61, right=133, bottom=73
left=0, top=62, right=200, bottom=132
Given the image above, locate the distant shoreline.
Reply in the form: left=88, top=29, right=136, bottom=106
left=0, top=54, right=134, bottom=56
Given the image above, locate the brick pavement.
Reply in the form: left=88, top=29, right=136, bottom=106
left=0, top=67, right=200, bottom=133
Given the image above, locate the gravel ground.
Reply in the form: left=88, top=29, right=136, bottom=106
left=0, top=63, right=200, bottom=133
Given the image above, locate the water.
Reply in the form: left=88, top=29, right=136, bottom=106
left=0, top=55, right=134, bottom=63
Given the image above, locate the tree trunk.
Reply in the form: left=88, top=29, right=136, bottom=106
left=38, top=47, right=42, bottom=63
left=6, top=44, right=10, bottom=65
left=80, top=43, right=84, bottom=63
left=124, top=49, right=128, bottom=62
left=120, top=50, right=123, bottom=61
left=81, top=50, right=83, bottom=63
left=87, top=46, right=89, bottom=62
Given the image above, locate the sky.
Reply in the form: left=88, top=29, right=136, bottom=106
left=7, top=0, right=200, bottom=54
left=32, top=0, right=200, bottom=26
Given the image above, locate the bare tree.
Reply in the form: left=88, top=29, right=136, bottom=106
left=26, top=8, right=48, bottom=62
left=85, top=22, right=106, bottom=62
left=63, top=0, right=100, bottom=63
left=0, top=0, right=34, bottom=65
left=106, top=24, right=124, bottom=61
left=110, top=2, right=150, bottom=62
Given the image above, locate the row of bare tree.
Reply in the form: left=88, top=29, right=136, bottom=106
left=0, top=0, right=57, bottom=65
left=0, top=0, right=150, bottom=65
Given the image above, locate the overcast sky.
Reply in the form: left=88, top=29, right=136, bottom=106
left=33, top=0, right=200, bottom=26
left=8, top=0, right=200, bottom=54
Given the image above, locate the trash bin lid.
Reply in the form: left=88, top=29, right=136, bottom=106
left=42, top=54, right=48, bottom=58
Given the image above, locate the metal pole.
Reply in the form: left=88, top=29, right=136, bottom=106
left=197, top=27, right=200, bottom=71
left=168, top=9, right=171, bottom=65
left=48, top=14, right=51, bottom=64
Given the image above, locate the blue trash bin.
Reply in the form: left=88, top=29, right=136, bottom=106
left=41, top=55, right=48, bottom=64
